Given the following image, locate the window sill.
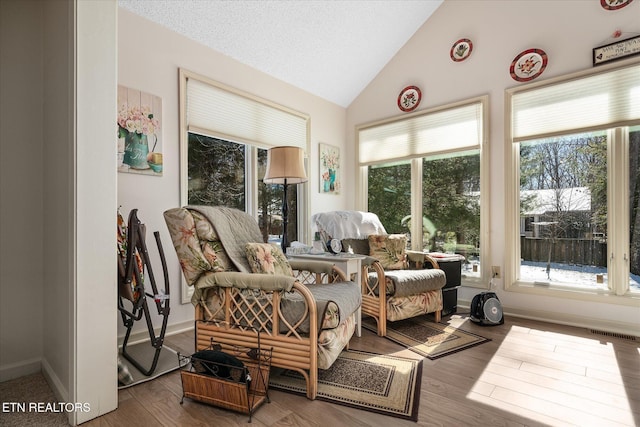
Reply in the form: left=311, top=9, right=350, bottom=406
left=506, top=281, right=640, bottom=307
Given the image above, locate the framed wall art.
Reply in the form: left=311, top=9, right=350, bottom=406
left=593, top=35, right=640, bottom=66
left=117, top=85, right=163, bottom=176
left=319, top=143, right=340, bottom=194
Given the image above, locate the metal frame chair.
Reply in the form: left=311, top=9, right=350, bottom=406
left=117, top=209, right=171, bottom=376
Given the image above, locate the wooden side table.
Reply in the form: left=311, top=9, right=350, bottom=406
left=288, top=253, right=364, bottom=337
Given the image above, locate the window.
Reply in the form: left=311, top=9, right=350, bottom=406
left=358, top=96, right=489, bottom=285
left=423, top=150, right=481, bottom=278
left=179, top=69, right=309, bottom=302
left=506, top=62, right=640, bottom=298
left=187, top=134, right=298, bottom=243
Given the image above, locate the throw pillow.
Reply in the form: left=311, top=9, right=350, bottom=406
left=245, top=243, right=293, bottom=276
left=368, top=234, right=407, bottom=270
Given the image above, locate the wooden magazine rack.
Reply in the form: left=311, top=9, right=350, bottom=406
left=179, top=332, right=272, bottom=422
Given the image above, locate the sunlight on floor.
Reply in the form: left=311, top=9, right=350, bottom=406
left=467, top=325, right=635, bottom=426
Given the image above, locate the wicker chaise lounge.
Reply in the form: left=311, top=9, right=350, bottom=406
left=164, top=206, right=361, bottom=399
left=312, top=210, right=446, bottom=337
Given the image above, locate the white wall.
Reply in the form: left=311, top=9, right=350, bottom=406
left=0, top=0, right=45, bottom=381
left=41, top=0, right=74, bottom=407
left=117, top=9, right=349, bottom=336
left=0, top=0, right=118, bottom=424
left=347, top=0, right=640, bottom=334
left=75, top=0, right=119, bottom=423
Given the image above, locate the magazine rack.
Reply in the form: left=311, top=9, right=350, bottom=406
left=179, top=332, right=272, bottom=422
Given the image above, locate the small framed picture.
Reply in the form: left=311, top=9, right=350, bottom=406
left=319, top=143, right=340, bottom=194
left=117, top=85, right=163, bottom=176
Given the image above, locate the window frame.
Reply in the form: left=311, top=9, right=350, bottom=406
left=504, top=59, right=640, bottom=306
left=356, top=95, right=490, bottom=288
left=179, top=69, right=310, bottom=303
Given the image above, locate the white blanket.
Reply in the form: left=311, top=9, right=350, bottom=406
left=311, top=210, right=387, bottom=240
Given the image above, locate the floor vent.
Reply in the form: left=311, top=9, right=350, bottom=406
left=589, top=329, right=637, bottom=341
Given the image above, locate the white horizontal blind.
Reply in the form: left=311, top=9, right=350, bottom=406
left=187, top=77, right=308, bottom=149
left=512, top=63, right=640, bottom=142
left=358, top=100, right=483, bottom=165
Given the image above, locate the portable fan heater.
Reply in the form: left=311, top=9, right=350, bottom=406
left=470, top=292, right=504, bottom=326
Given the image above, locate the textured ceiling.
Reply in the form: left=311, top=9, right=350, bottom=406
left=118, top=0, right=443, bottom=107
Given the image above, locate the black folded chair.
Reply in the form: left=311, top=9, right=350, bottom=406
left=117, top=208, right=170, bottom=376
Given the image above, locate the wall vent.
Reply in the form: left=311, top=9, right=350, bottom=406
left=589, top=329, right=637, bottom=341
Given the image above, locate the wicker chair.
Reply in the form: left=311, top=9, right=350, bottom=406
left=164, top=206, right=361, bottom=400
left=312, top=211, right=446, bottom=337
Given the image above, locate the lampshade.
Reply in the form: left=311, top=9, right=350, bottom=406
left=263, top=146, right=308, bottom=184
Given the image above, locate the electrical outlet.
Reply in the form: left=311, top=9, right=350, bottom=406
left=491, top=266, right=501, bottom=278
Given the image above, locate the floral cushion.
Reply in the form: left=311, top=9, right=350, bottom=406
left=368, top=234, right=407, bottom=270
left=386, top=290, right=443, bottom=322
left=200, top=241, right=230, bottom=272
left=191, top=210, right=232, bottom=272
left=245, top=243, right=293, bottom=276
left=164, top=208, right=213, bottom=286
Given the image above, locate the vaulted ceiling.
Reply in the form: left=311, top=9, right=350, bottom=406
left=118, top=0, right=443, bottom=107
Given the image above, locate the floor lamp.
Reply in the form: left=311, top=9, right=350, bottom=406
left=263, top=146, right=308, bottom=252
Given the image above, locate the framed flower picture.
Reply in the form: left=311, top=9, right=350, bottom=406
left=117, top=85, right=163, bottom=176
left=319, top=143, right=340, bottom=194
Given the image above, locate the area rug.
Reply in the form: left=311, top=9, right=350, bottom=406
left=362, top=317, right=490, bottom=360
left=118, top=343, right=187, bottom=389
left=269, top=349, right=422, bottom=421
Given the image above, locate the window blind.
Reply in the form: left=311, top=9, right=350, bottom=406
left=186, top=76, right=309, bottom=149
left=511, top=63, right=640, bottom=142
left=358, top=99, right=484, bottom=165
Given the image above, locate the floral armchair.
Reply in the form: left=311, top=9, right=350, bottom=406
left=312, top=211, right=446, bottom=337
left=164, top=206, right=361, bottom=400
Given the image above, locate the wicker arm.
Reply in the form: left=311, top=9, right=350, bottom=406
left=406, top=250, right=441, bottom=270
left=289, top=259, right=347, bottom=284
left=359, top=257, right=387, bottom=336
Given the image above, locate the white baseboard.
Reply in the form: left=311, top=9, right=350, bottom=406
left=40, top=357, right=69, bottom=403
left=0, top=357, right=41, bottom=382
left=458, top=298, right=640, bottom=338
left=117, top=319, right=194, bottom=347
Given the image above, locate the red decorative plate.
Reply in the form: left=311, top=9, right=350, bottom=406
left=397, top=86, right=421, bottom=112
left=450, top=38, right=473, bottom=62
left=510, top=48, right=548, bottom=82
left=600, top=0, right=633, bottom=10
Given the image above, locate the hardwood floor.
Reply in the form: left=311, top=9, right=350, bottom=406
left=85, top=314, right=640, bottom=427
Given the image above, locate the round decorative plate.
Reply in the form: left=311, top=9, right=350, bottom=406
left=510, top=48, right=548, bottom=82
left=397, top=86, right=422, bottom=112
left=450, top=38, right=473, bottom=62
left=600, top=0, right=633, bottom=10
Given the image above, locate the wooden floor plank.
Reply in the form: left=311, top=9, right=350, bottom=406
left=71, top=315, right=640, bottom=426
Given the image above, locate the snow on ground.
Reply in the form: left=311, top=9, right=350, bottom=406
left=520, top=260, right=640, bottom=292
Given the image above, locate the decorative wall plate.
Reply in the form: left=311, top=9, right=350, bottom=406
left=510, top=48, right=548, bottom=82
left=450, top=38, right=473, bottom=62
left=600, top=0, right=633, bottom=10
left=397, top=86, right=421, bottom=112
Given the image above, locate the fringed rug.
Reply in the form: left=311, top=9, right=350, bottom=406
left=362, top=317, right=490, bottom=360
left=270, top=349, right=422, bottom=421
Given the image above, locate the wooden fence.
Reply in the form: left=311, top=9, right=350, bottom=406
left=520, top=237, right=607, bottom=267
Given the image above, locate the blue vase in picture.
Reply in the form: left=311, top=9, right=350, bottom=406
left=123, top=132, right=150, bottom=169
left=329, top=168, right=336, bottom=191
